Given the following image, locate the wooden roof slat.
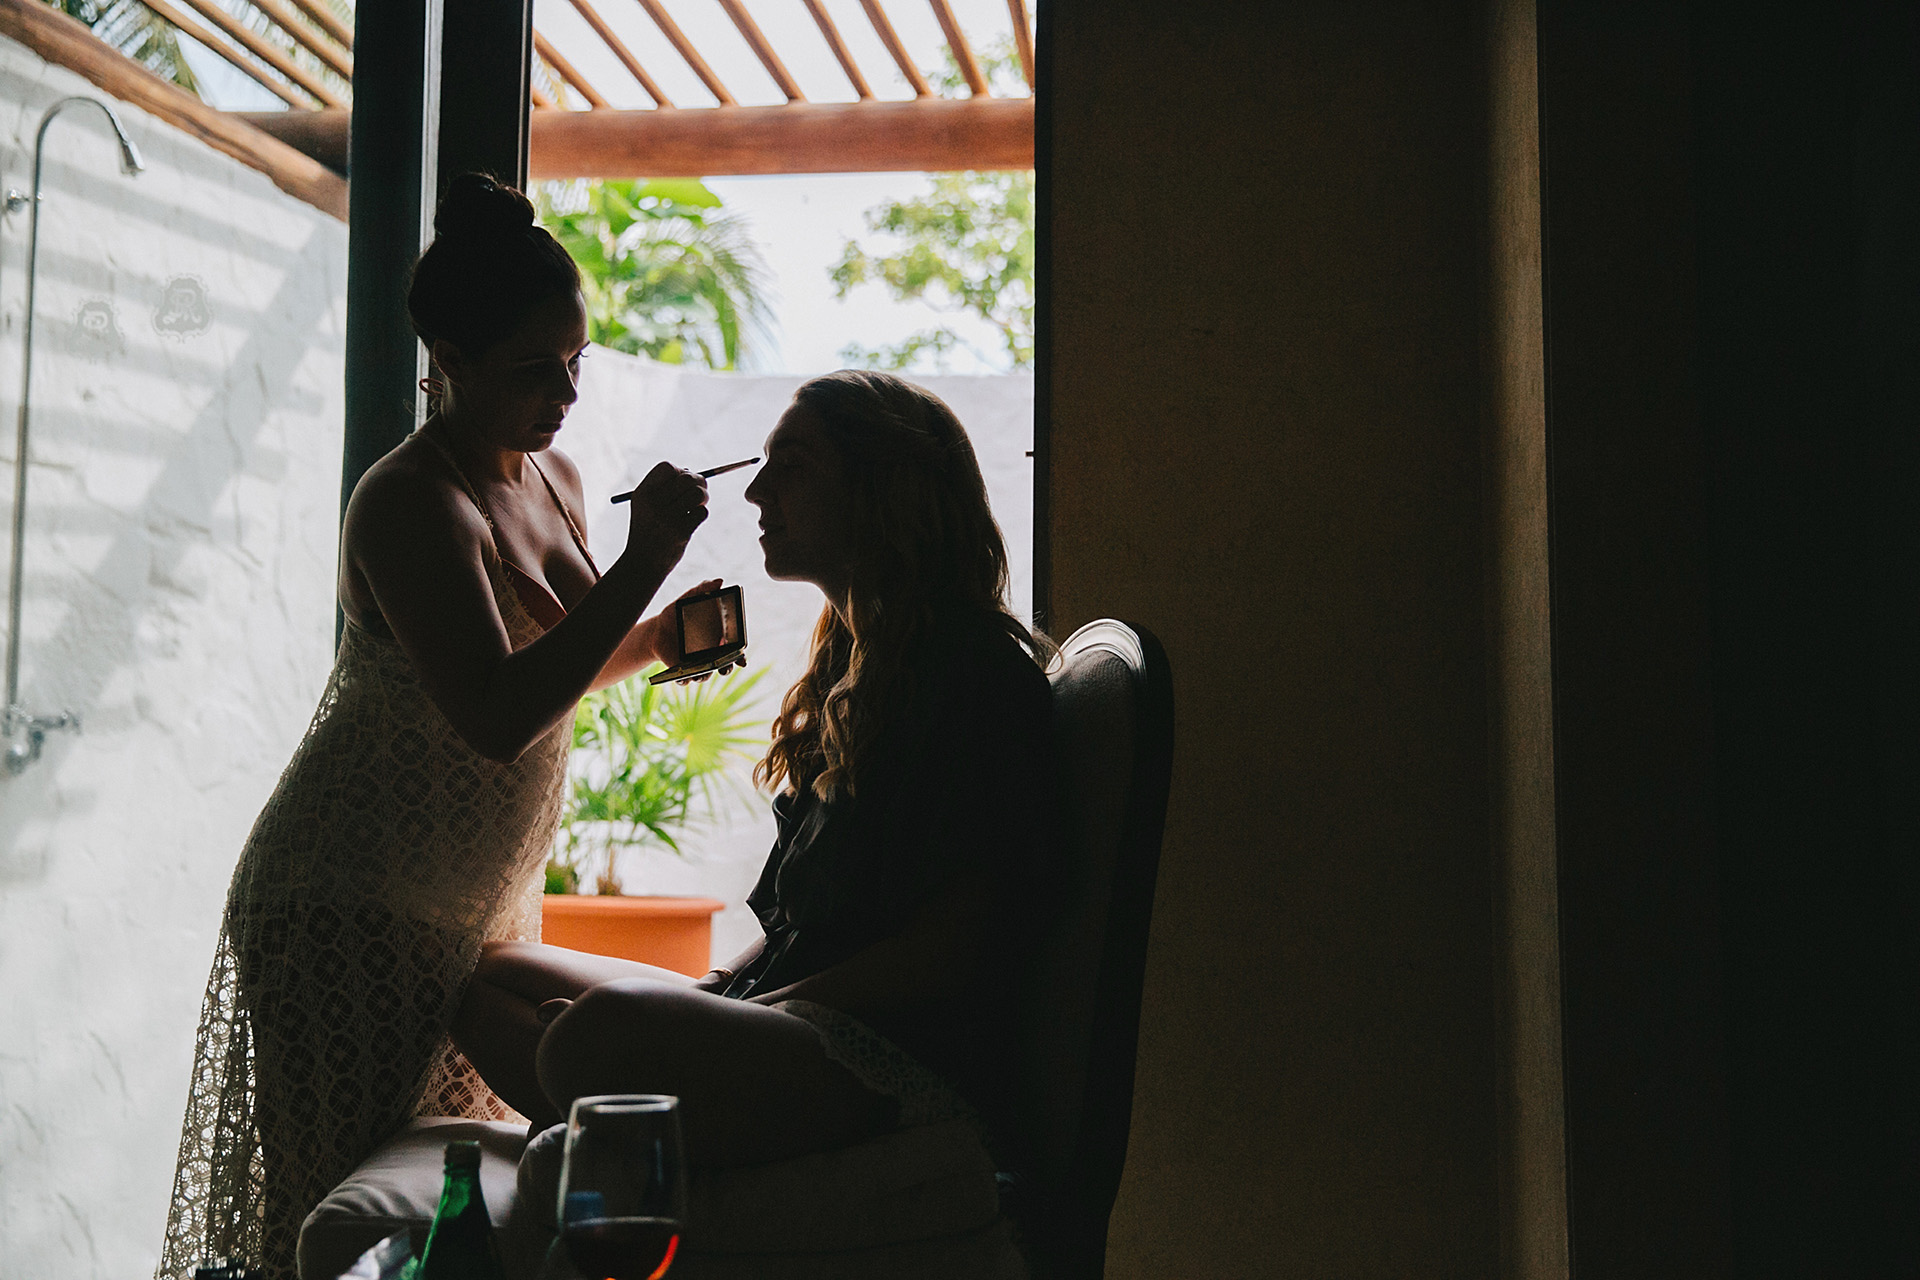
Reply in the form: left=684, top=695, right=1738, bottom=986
left=716, top=0, right=803, bottom=103
left=801, top=0, right=871, bottom=100
left=926, top=0, right=986, bottom=96
left=171, top=0, right=343, bottom=105
left=634, top=0, right=735, bottom=107
left=245, top=0, right=351, bottom=80
left=1005, top=0, right=1034, bottom=89
left=856, top=0, right=930, bottom=97
left=534, top=30, right=610, bottom=109
left=136, top=0, right=309, bottom=107
left=565, top=0, right=674, bottom=108
left=284, top=0, right=351, bottom=52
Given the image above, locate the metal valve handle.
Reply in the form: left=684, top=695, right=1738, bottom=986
left=5, top=705, right=78, bottom=775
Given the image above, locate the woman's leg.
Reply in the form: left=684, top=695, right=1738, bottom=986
left=536, top=979, right=897, bottom=1168
left=451, top=941, right=693, bottom=1127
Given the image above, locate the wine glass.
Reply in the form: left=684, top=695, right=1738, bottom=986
left=557, top=1094, right=689, bottom=1280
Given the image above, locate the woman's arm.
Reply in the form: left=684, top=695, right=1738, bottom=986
left=348, top=459, right=707, bottom=762
left=690, top=937, right=768, bottom=994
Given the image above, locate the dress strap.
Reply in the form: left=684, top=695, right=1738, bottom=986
left=414, top=421, right=499, bottom=537
left=415, top=421, right=599, bottom=581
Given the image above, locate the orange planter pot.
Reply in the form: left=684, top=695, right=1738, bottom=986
left=540, top=895, right=726, bottom=977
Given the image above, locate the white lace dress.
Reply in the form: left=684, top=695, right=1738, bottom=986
left=158, top=440, right=585, bottom=1280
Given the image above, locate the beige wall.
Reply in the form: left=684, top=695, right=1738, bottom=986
left=1048, top=2, right=1509, bottom=1273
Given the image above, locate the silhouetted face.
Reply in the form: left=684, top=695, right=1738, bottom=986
left=434, top=290, right=588, bottom=453
left=745, top=403, right=855, bottom=598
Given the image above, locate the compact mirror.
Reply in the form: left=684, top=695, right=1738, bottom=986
left=649, top=585, right=746, bottom=684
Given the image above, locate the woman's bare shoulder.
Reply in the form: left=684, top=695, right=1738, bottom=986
left=344, top=436, right=486, bottom=557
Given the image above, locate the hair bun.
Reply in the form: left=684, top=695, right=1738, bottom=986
left=433, top=172, right=536, bottom=243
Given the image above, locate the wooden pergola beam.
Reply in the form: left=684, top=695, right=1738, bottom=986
left=241, top=98, right=1035, bottom=178
left=529, top=98, right=1032, bottom=176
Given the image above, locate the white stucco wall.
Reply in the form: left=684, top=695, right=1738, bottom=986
left=0, top=33, right=350, bottom=1280
left=0, top=35, right=1034, bottom=1280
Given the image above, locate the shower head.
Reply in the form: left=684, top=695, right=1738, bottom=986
left=31, top=97, right=144, bottom=178
left=97, top=103, right=144, bottom=175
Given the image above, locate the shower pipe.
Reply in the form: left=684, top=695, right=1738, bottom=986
left=2, top=96, right=143, bottom=776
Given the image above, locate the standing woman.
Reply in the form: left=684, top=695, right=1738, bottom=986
left=158, top=175, right=714, bottom=1280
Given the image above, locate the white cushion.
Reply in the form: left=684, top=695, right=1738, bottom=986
left=296, top=1118, right=540, bottom=1280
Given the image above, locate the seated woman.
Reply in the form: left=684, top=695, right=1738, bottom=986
left=454, top=370, right=1055, bottom=1169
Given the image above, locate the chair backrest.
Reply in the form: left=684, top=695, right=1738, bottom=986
left=1016, top=619, right=1174, bottom=1278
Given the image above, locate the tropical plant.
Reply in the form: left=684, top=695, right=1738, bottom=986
left=830, top=41, right=1035, bottom=373
left=538, top=178, right=774, bottom=371
left=53, top=0, right=200, bottom=92
left=548, top=664, right=766, bottom=896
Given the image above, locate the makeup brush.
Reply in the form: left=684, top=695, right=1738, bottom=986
left=611, top=457, right=760, bottom=504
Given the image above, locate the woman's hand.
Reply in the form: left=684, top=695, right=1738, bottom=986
left=632, top=578, right=749, bottom=685
left=620, top=461, right=709, bottom=576
left=636, top=578, right=722, bottom=668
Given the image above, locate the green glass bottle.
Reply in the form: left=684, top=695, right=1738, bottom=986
left=417, top=1139, right=506, bottom=1280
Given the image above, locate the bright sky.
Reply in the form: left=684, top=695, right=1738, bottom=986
left=179, top=0, right=1030, bottom=376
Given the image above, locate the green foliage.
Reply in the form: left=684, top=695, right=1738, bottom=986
left=55, top=0, right=200, bottom=92
left=538, top=178, right=774, bottom=372
left=548, top=665, right=766, bottom=895
left=831, top=42, right=1034, bottom=373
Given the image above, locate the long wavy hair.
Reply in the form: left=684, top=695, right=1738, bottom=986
left=755, top=371, right=1049, bottom=801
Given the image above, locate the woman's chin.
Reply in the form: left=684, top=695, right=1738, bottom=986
left=758, top=553, right=815, bottom=587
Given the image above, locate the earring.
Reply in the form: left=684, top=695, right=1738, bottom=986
left=418, top=376, right=446, bottom=398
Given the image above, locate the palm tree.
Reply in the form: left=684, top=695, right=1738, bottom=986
left=539, top=178, right=775, bottom=372
left=54, top=0, right=200, bottom=92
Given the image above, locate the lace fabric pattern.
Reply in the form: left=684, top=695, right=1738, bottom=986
left=770, top=999, right=976, bottom=1132
left=157, top=492, right=568, bottom=1280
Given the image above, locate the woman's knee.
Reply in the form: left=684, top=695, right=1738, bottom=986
left=472, top=938, right=541, bottom=983
left=534, top=977, right=686, bottom=1102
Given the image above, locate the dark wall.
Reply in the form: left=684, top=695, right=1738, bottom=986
left=1504, top=2, right=1920, bottom=1274
left=1690, top=2, right=1920, bottom=1274
left=1046, top=3, right=1501, bottom=1274
left=1043, top=0, right=1920, bottom=1273
left=1536, top=4, right=1732, bottom=1272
